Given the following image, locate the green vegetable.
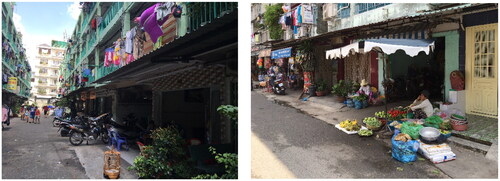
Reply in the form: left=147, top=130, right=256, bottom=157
left=424, top=115, right=443, bottom=129
left=363, top=117, right=381, bottom=127
left=401, top=122, right=424, bottom=140
left=358, top=129, right=373, bottom=136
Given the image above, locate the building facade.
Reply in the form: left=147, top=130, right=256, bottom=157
left=252, top=3, right=498, bottom=118
left=30, top=41, right=66, bottom=106
left=2, top=2, right=32, bottom=108
left=60, top=2, right=238, bottom=145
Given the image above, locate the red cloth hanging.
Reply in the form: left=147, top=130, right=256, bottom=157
left=91, top=18, right=96, bottom=29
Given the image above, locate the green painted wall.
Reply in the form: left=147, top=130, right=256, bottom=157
left=432, top=31, right=459, bottom=102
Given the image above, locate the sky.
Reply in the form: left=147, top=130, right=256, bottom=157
left=12, top=2, right=81, bottom=65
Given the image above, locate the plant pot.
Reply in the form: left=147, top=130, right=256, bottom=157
left=451, top=122, right=468, bottom=131
left=316, top=90, right=327, bottom=96
left=308, top=85, right=317, bottom=96
left=336, top=96, right=347, bottom=103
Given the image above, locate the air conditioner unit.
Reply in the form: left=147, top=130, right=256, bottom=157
left=323, top=3, right=338, bottom=21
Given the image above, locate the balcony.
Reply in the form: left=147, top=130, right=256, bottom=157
left=186, top=2, right=237, bottom=33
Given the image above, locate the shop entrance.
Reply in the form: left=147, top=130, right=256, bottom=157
left=465, top=23, right=498, bottom=118
left=387, top=38, right=445, bottom=102
left=161, top=87, right=220, bottom=144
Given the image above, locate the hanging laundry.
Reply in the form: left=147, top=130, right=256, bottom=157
left=126, top=53, right=135, bottom=64
left=125, top=28, right=136, bottom=54
left=139, top=3, right=170, bottom=44
left=113, top=39, right=122, bottom=66
left=104, top=48, right=114, bottom=67
left=91, top=18, right=96, bottom=29
left=155, top=2, right=175, bottom=21
left=282, top=4, right=291, bottom=13
left=302, top=5, right=314, bottom=24
left=96, top=16, right=103, bottom=27
left=172, top=5, right=182, bottom=18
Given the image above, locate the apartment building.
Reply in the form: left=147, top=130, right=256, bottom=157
left=2, top=2, right=31, bottom=107
left=30, top=41, right=66, bottom=106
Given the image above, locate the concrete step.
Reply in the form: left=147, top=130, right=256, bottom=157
left=447, top=136, right=491, bottom=155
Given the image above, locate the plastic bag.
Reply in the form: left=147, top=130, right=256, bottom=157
left=400, top=122, right=424, bottom=140
left=392, top=130, right=420, bottom=163
left=424, top=115, right=443, bottom=129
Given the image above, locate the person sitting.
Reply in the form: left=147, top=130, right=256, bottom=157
left=358, top=79, right=370, bottom=96
left=409, top=90, right=433, bottom=119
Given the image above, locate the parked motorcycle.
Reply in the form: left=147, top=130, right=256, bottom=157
left=68, top=113, right=111, bottom=146
left=273, top=78, right=286, bottom=95
left=57, top=116, right=83, bottom=137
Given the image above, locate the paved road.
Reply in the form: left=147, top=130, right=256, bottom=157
left=2, top=116, right=137, bottom=179
left=251, top=92, right=450, bottom=179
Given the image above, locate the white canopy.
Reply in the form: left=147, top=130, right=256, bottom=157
left=325, top=38, right=435, bottom=59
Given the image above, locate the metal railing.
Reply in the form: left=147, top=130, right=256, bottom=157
left=99, top=2, right=124, bottom=32
left=186, top=2, right=237, bottom=32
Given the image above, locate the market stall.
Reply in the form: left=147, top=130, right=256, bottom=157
left=329, top=38, right=461, bottom=163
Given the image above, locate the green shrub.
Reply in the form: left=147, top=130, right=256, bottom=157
left=129, top=126, right=193, bottom=178
left=192, top=147, right=238, bottom=179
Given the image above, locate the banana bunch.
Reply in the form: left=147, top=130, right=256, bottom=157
left=394, top=133, right=412, bottom=142
left=340, top=120, right=360, bottom=131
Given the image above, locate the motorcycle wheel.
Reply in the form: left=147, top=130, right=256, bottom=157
left=101, top=132, right=110, bottom=144
left=69, top=131, right=84, bottom=146
left=53, top=119, right=60, bottom=127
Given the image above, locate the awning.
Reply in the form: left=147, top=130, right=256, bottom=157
left=326, top=38, right=434, bottom=59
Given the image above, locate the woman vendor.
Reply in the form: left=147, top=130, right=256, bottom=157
left=408, top=90, right=433, bottom=119
left=358, top=79, right=370, bottom=95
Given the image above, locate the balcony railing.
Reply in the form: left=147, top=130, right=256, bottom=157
left=95, top=65, right=120, bottom=80
left=99, top=2, right=124, bottom=32
left=186, top=2, right=237, bottom=32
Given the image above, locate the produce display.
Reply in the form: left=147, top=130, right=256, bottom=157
left=400, top=122, right=424, bottom=140
left=388, top=107, right=409, bottom=120
left=340, top=120, right=361, bottom=131
left=394, top=133, right=412, bottom=142
left=440, top=129, right=451, bottom=135
left=358, top=129, right=373, bottom=136
left=424, top=115, right=443, bottom=129
left=375, top=111, right=388, bottom=118
left=363, top=117, right=381, bottom=127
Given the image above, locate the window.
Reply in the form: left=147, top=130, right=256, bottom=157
left=355, top=3, right=391, bottom=14
left=51, top=89, right=57, bottom=93
left=40, top=59, right=48, bottom=65
left=39, top=68, right=48, bottom=74
left=473, top=29, right=496, bottom=78
left=338, top=3, right=350, bottom=18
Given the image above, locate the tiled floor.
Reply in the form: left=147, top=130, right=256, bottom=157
left=452, top=114, right=498, bottom=144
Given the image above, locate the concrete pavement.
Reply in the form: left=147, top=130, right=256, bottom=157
left=252, top=90, right=498, bottom=178
left=252, top=91, right=450, bottom=178
left=2, top=116, right=138, bottom=179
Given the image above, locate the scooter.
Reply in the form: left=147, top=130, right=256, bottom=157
left=68, top=114, right=111, bottom=146
left=273, top=79, right=286, bottom=95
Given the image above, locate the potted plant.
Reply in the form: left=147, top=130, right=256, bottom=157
left=363, top=117, right=382, bottom=131
left=315, top=80, right=328, bottom=96
left=332, top=80, right=348, bottom=102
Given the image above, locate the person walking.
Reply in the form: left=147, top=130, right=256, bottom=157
left=35, top=107, right=41, bottom=124
left=43, top=105, right=49, bottom=118
left=19, top=106, right=25, bottom=121
left=29, top=106, right=36, bottom=123
left=25, top=106, right=30, bottom=123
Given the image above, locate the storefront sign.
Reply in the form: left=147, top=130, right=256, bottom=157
left=271, top=47, right=292, bottom=59
left=7, top=77, right=17, bottom=91
left=258, top=49, right=272, bottom=58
